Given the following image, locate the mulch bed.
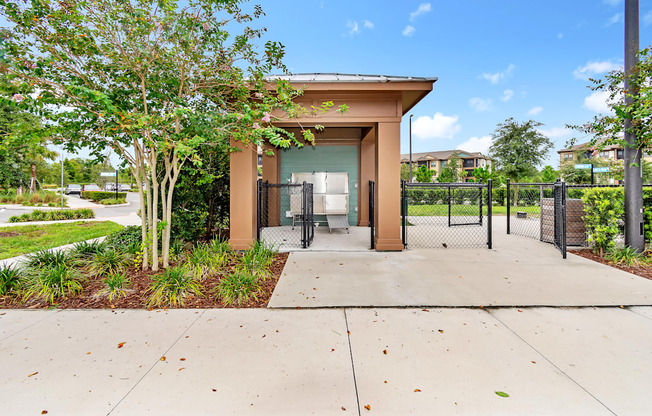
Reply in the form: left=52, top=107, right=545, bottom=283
left=0, top=252, right=289, bottom=310
left=569, top=249, right=652, bottom=281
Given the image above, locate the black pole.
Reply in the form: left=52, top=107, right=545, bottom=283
left=590, top=164, right=594, bottom=185
left=115, top=169, right=118, bottom=200
left=506, top=178, right=511, bottom=234
left=409, top=114, right=413, bottom=183
left=624, top=0, right=645, bottom=252
left=487, top=179, right=493, bottom=249
left=448, top=186, right=452, bottom=227
left=401, top=180, right=407, bottom=248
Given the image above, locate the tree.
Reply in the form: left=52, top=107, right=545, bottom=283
left=489, top=118, right=553, bottom=182
left=540, top=165, right=557, bottom=182
left=400, top=163, right=409, bottom=181
left=414, top=165, right=433, bottom=183
left=471, top=166, right=499, bottom=184
left=1, top=0, right=329, bottom=270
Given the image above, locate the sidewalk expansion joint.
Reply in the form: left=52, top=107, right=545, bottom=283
left=0, top=310, right=60, bottom=343
left=105, top=310, right=206, bottom=416
left=486, top=309, right=618, bottom=416
left=343, top=309, right=362, bottom=416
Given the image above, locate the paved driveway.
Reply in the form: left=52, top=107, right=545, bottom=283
left=2, top=307, right=651, bottom=415
left=269, top=231, right=652, bottom=308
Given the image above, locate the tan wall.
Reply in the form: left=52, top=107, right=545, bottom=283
left=229, top=139, right=257, bottom=250
left=262, top=141, right=281, bottom=226
left=359, top=127, right=376, bottom=226
left=374, top=122, right=403, bottom=251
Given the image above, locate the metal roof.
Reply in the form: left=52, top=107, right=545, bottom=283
left=264, top=73, right=438, bottom=83
left=400, top=150, right=490, bottom=161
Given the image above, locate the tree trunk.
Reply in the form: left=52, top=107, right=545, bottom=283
left=513, top=183, right=519, bottom=207
left=30, top=164, right=37, bottom=193
left=149, top=151, right=159, bottom=271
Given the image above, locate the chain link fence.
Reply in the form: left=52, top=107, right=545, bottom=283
left=402, top=181, right=492, bottom=249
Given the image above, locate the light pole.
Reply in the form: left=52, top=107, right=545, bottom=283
left=60, top=146, right=64, bottom=209
left=624, top=0, right=644, bottom=252
left=409, top=114, right=413, bottom=183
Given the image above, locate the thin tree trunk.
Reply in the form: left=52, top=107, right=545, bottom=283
left=149, top=150, right=159, bottom=271
left=30, top=164, right=37, bottom=193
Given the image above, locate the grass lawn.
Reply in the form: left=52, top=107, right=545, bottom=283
left=0, top=221, right=123, bottom=260
left=407, top=205, right=541, bottom=216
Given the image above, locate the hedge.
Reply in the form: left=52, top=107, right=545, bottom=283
left=8, top=208, right=95, bottom=223
left=81, top=191, right=127, bottom=201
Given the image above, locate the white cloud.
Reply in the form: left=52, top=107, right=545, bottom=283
left=363, top=20, right=374, bottom=29
left=573, top=60, right=622, bottom=79
left=528, top=106, right=543, bottom=116
left=412, top=113, right=462, bottom=140
left=501, top=89, right=514, bottom=102
left=402, top=25, right=416, bottom=37
left=644, top=11, right=652, bottom=26
left=603, top=0, right=622, bottom=5
left=481, top=64, right=515, bottom=84
left=469, top=97, right=493, bottom=112
left=584, top=90, right=615, bottom=114
left=410, top=3, right=432, bottom=21
left=457, top=136, right=493, bottom=154
left=346, top=21, right=360, bottom=36
left=606, top=13, right=623, bottom=26
left=537, top=127, right=573, bottom=140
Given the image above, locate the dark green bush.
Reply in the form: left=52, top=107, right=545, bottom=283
left=81, top=191, right=126, bottom=201
left=582, top=187, right=624, bottom=256
left=105, top=225, right=142, bottom=247
left=8, top=208, right=94, bottom=223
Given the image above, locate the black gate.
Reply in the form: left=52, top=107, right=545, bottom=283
left=553, top=180, right=567, bottom=259
left=369, top=180, right=375, bottom=249
left=257, top=180, right=314, bottom=249
left=401, top=180, right=492, bottom=249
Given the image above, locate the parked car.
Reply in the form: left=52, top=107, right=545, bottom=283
left=82, top=184, right=102, bottom=192
left=104, top=182, right=116, bottom=192
left=118, top=183, right=132, bottom=191
left=64, top=184, right=82, bottom=195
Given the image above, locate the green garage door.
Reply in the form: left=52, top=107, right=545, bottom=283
left=280, top=145, right=358, bottom=226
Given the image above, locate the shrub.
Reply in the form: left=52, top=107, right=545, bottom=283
left=99, top=198, right=126, bottom=205
left=8, top=208, right=94, bottom=223
left=0, top=265, right=23, bottom=295
left=89, top=249, right=129, bottom=276
left=105, top=225, right=142, bottom=247
left=94, top=272, right=131, bottom=301
left=606, top=246, right=648, bottom=267
left=239, top=240, right=275, bottom=278
left=22, top=264, right=84, bottom=304
left=185, top=243, right=213, bottom=280
left=170, top=208, right=209, bottom=242
left=216, top=269, right=261, bottom=306
left=582, top=187, right=625, bottom=256
left=81, top=191, right=127, bottom=201
left=209, top=238, right=233, bottom=268
left=72, top=240, right=107, bottom=259
left=147, top=266, right=203, bottom=307
left=25, top=249, right=76, bottom=269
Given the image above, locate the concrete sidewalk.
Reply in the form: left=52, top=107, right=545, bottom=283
left=1, top=307, right=651, bottom=415
left=269, top=231, right=652, bottom=308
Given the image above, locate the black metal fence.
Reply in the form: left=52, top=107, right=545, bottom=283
left=504, top=181, right=557, bottom=242
left=257, top=180, right=314, bottom=249
left=401, top=181, right=492, bottom=249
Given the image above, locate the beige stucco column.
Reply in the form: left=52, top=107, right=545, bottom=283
left=262, top=142, right=281, bottom=227
left=229, top=139, right=257, bottom=250
left=358, top=127, right=376, bottom=226
left=374, top=122, right=403, bottom=251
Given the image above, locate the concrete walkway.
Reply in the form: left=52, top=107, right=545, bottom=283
left=269, top=231, right=652, bottom=308
left=1, top=307, right=651, bottom=415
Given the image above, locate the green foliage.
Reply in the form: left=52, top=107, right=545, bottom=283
left=400, top=163, right=410, bottom=181
left=489, top=118, right=553, bottom=182
left=105, top=226, right=142, bottom=247
left=436, top=166, right=456, bottom=183
left=25, top=249, right=75, bottom=269
left=99, top=198, right=126, bottom=205
left=81, top=191, right=126, bottom=201
left=8, top=208, right=94, bottom=223
left=72, top=240, right=107, bottom=259
left=89, top=248, right=128, bottom=276
left=472, top=167, right=499, bottom=184
left=185, top=243, right=213, bottom=280
left=216, top=269, right=261, bottom=306
left=540, top=165, right=557, bottom=182
left=95, top=272, right=131, bottom=301
left=239, top=240, right=275, bottom=278
left=606, top=246, right=648, bottom=267
left=22, top=264, right=84, bottom=304
left=0, top=190, right=64, bottom=205
left=581, top=188, right=625, bottom=256
left=414, top=165, right=433, bottom=183
left=0, top=264, right=23, bottom=295
left=147, top=266, right=203, bottom=308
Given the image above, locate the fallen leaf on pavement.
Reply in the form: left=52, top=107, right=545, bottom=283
left=364, top=405, right=371, bottom=411
left=180, top=358, right=186, bottom=361
left=438, top=329, right=444, bottom=333
left=117, top=342, right=126, bottom=348
left=28, top=372, right=38, bottom=377
left=531, top=361, right=536, bottom=364
left=178, top=368, right=185, bottom=371
left=160, top=356, right=166, bottom=361
left=414, top=389, right=421, bottom=392
left=495, top=391, right=509, bottom=397
left=341, top=407, right=346, bottom=411
left=41, top=411, right=47, bottom=414
left=212, top=389, right=217, bottom=392
left=86, top=352, right=91, bottom=355
left=383, top=349, right=387, bottom=355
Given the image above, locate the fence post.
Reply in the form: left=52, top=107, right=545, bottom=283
left=506, top=178, right=511, bottom=234
left=487, top=179, right=493, bottom=249
left=401, top=180, right=407, bottom=248
left=301, top=181, right=307, bottom=249
left=561, top=180, right=567, bottom=259
left=448, top=186, right=452, bottom=228
left=479, top=185, right=483, bottom=226
left=256, top=179, right=262, bottom=242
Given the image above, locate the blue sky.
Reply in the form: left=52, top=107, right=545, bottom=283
left=258, top=0, right=652, bottom=168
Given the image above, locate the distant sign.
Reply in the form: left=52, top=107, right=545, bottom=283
left=575, top=164, right=592, bottom=169
left=593, top=167, right=610, bottom=173
left=100, top=172, right=116, bottom=177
